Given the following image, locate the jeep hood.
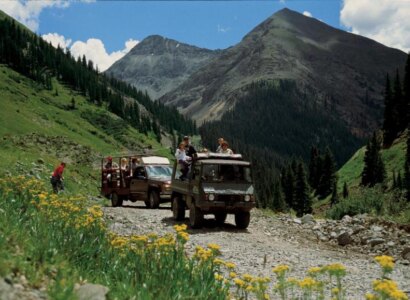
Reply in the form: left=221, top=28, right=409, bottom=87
left=202, top=183, right=254, bottom=195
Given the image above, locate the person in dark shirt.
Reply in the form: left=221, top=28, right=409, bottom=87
left=183, top=136, right=197, bottom=158
left=50, top=162, right=66, bottom=193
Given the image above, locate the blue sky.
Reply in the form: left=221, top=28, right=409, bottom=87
left=38, top=1, right=341, bottom=52
left=0, top=0, right=408, bottom=71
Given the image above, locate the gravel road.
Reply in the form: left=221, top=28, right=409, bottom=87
left=103, top=202, right=410, bottom=299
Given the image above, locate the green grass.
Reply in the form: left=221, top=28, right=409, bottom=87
left=0, top=64, right=168, bottom=195
left=337, top=133, right=407, bottom=192
left=0, top=177, right=228, bottom=299
left=326, top=133, right=410, bottom=223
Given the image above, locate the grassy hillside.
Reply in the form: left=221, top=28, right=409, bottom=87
left=0, top=64, right=171, bottom=195
left=326, top=133, right=410, bottom=223
left=337, top=133, right=406, bottom=191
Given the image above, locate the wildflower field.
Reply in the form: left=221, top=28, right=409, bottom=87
left=0, top=175, right=408, bottom=299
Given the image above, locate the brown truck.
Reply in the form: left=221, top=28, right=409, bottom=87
left=101, top=155, right=172, bottom=208
left=170, top=152, right=255, bottom=229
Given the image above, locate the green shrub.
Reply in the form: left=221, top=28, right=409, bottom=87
left=326, top=186, right=385, bottom=219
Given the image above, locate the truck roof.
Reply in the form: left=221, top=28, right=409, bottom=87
left=194, top=152, right=244, bottom=160
left=198, top=159, right=251, bottom=166
left=140, top=156, right=170, bottom=165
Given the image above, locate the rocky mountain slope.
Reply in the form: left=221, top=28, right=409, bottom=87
left=160, top=8, right=407, bottom=137
left=106, top=35, right=220, bottom=99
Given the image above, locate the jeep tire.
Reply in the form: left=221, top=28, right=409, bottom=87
left=148, top=190, right=160, bottom=209
left=172, top=195, right=185, bottom=221
left=189, top=204, right=203, bottom=229
left=215, top=212, right=227, bottom=226
left=235, top=211, right=250, bottom=229
left=111, top=193, right=123, bottom=207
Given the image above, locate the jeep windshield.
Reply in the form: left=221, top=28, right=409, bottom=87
left=146, top=165, right=172, bottom=179
left=201, top=164, right=252, bottom=183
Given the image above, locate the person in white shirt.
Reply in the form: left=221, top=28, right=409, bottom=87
left=221, top=141, right=234, bottom=155
left=216, top=137, right=224, bottom=153
left=175, top=142, right=191, bottom=179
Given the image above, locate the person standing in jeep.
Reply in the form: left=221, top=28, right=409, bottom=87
left=183, top=136, right=197, bottom=158
left=51, top=162, right=66, bottom=193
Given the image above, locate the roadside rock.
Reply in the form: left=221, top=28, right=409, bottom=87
left=402, top=247, right=410, bottom=260
left=75, top=283, right=109, bottom=300
left=301, top=214, right=315, bottom=224
left=0, top=278, right=14, bottom=300
left=369, top=238, right=386, bottom=247
left=338, top=232, right=353, bottom=246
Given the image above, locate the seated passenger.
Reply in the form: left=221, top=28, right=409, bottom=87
left=175, top=142, right=191, bottom=180
left=105, top=156, right=113, bottom=169
left=130, top=158, right=138, bottom=177
left=221, top=141, right=234, bottom=155
left=216, top=138, right=224, bottom=153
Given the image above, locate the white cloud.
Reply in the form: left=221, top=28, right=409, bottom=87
left=0, top=0, right=94, bottom=32
left=68, top=38, right=139, bottom=72
left=340, top=0, right=410, bottom=52
left=0, top=0, right=69, bottom=31
left=303, top=11, right=312, bottom=18
left=42, top=33, right=72, bottom=49
left=217, top=24, right=231, bottom=33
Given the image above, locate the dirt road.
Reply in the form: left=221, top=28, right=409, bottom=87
left=103, top=202, right=410, bottom=298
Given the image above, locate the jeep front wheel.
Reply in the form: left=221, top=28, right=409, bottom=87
left=235, top=211, right=250, bottom=229
left=172, top=195, right=185, bottom=221
left=189, top=205, right=203, bottom=229
left=148, top=190, right=160, bottom=209
left=111, top=193, right=123, bottom=207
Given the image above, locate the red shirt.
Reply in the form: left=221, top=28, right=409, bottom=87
left=52, top=165, right=65, bottom=179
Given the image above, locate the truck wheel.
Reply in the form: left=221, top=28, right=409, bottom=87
left=189, top=205, right=203, bottom=229
left=148, top=190, right=160, bottom=209
left=111, top=193, right=123, bottom=207
left=235, top=211, right=250, bottom=229
left=172, top=195, right=185, bottom=221
left=215, top=213, right=227, bottom=226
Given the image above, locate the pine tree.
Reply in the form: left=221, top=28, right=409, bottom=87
left=361, top=132, right=386, bottom=187
left=405, top=131, right=410, bottom=201
left=392, top=170, right=397, bottom=189
left=342, top=182, right=349, bottom=198
left=383, top=74, right=395, bottom=146
left=330, top=180, right=339, bottom=206
left=404, top=53, right=410, bottom=128
left=308, top=146, right=319, bottom=189
left=397, top=172, right=403, bottom=189
left=294, top=162, right=312, bottom=217
left=282, top=166, right=295, bottom=210
left=317, top=147, right=337, bottom=198
left=393, top=70, right=405, bottom=133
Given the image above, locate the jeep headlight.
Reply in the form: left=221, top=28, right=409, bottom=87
left=208, top=194, right=215, bottom=201
left=244, top=194, right=251, bottom=202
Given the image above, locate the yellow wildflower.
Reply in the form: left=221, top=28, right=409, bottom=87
left=225, top=262, right=236, bottom=269
left=245, top=285, right=254, bottom=292
left=365, top=293, right=377, bottom=300
left=213, top=258, right=224, bottom=265
left=375, top=255, right=395, bottom=273
left=234, top=278, right=245, bottom=287
left=308, top=266, right=323, bottom=275
left=331, top=287, right=340, bottom=295
left=325, top=263, right=346, bottom=276
left=243, top=274, right=253, bottom=282
left=229, top=272, right=237, bottom=278
left=272, top=265, right=289, bottom=274
left=298, top=277, right=318, bottom=289
left=214, top=273, right=224, bottom=281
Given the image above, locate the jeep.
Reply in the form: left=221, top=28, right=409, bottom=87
left=170, top=152, right=255, bottom=229
left=101, top=155, right=172, bottom=208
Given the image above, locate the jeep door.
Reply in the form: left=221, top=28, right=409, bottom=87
left=130, top=166, right=148, bottom=200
